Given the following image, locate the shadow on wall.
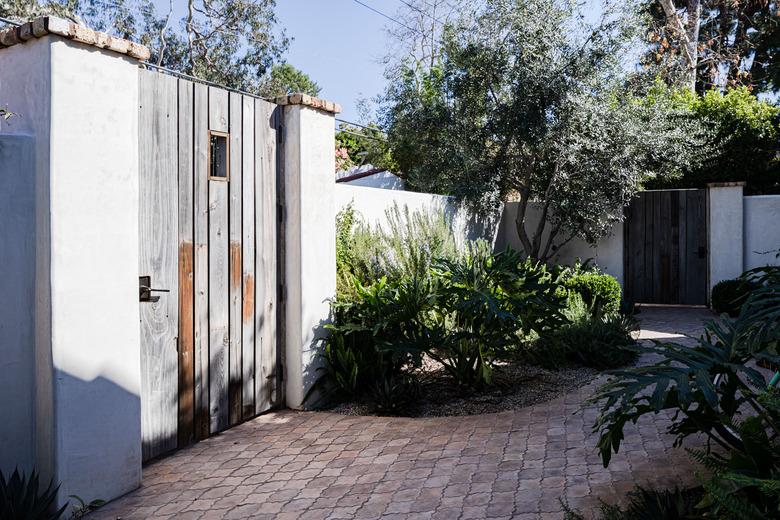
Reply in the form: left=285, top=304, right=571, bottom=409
left=300, top=308, right=332, bottom=410
left=0, top=370, right=141, bottom=510
left=53, top=371, right=141, bottom=505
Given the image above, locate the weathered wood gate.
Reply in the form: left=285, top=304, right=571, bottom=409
left=624, top=189, right=708, bottom=305
left=138, top=69, right=281, bottom=461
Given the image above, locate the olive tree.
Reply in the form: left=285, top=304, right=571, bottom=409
left=383, top=0, right=709, bottom=261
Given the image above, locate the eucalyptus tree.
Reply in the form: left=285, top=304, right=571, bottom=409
left=383, top=0, right=708, bottom=262
left=641, top=1, right=780, bottom=94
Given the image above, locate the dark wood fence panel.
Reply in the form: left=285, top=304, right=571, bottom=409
left=624, top=189, right=707, bottom=306
left=139, top=70, right=280, bottom=462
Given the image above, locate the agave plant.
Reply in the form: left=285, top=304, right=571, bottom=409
left=0, top=468, right=66, bottom=520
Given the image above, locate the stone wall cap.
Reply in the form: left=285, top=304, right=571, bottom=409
left=0, top=16, right=150, bottom=61
left=275, top=93, right=341, bottom=115
left=707, top=182, right=747, bottom=188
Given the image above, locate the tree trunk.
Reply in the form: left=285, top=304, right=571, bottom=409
left=659, top=0, right=700, bottom=93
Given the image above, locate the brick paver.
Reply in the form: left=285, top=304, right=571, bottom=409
left=90, top=307, right=711, bottom=519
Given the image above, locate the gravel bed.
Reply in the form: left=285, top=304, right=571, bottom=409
left=325, top=360, right=600, bottom=417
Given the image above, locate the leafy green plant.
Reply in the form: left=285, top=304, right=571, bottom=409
left=530, top=294, right=638, bottom=370
left=428, top=245, right=565, bottom=387
left=562, top=268, right=622, bottom=316
left=314, top=276, right=431, bottom=403
left=0, top=468, right=66, bottom=520
left=711, top=278, right=761, bottom=317
left=562, top=486, right=704, bottom=520
left=643, top=85, right=780, bottom=194
left=69, top=495, right=106, bottom=519
left=335, top=203, right=458, bottom=298
left=591, top=267, right=780, bottom=517
left=369, top=374, right=420, bottom=415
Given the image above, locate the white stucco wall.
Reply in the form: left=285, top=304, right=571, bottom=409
left=744, top=195, right=780, bottom=270
left=335, top=184, right=501, bottom=249
left=496, top=202, right=625, bottom=286
left=0, top=37, right=142, bottom=506
left=0, top=36, right=55, bottom=481
left=708, top=184, right=744, bottom=292
left=0, top=135, right=36, bottom=475
left=284, top=105, right=337, bottom=409
left=336, top=169, right=405, bottom=190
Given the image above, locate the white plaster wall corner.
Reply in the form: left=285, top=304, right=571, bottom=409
left=283, top=103, right=336, bottom=410
left=707, top=183, right=745, bottom=297
left=743, top=195, right=780, bottom=270
left=0, top=34, right=143, bottom=507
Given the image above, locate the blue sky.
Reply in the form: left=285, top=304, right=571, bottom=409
left=276, top=1, right=389, bottom=123
left=152, top=0, right=606, bottom=123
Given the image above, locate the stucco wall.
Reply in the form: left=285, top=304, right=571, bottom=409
left=744, top=195, right=780, bottom=270
left=0, top=135, right=36, bottom=474
left=47, top=39, right=142, bottom=505
left=0, top=36, right=54, bottom=480
left=337, top=170, right=405, bottom=190
left=285, top=105, right=337, bottom=409
left=708, top=185, right=745, bottom=292
left=496, top=202, right=625, bottom=286
left=0, top=36, right=142, bottom=505
left=335, top=184, right=501, bottom=249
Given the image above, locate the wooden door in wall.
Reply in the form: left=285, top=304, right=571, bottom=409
left=138, top=69, right=281, bottom=462
left=623, top=189, right=708, bottom=306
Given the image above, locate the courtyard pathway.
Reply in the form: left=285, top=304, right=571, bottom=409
left=90, top=307, right=713, bottom=520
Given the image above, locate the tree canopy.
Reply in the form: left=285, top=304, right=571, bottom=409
left=383, top=0, right=708, bottom=261
left=0, top=0, right=314, bottom=96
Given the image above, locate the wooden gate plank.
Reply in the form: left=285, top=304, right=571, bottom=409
left=686, top=190, right=708, bottom=305
left=255, top=99, right=278, bottom=414
left=241, top=95, right=256, bottom=420
left=676, top=192, right=688, bottom=305
left=177, top=78, right=195, bottom=447
left=643, top=192, right=655, bottom=302
left=138, top=69, right=179, bottom=460
left=208, top=87, right=230, bottom=433
left=659, top=191, right=671, bottom=304
left=193, top=82, right=210, bottom=440
left=669, top=191, right=680, bottom=304
left=228, top=92, right=243, bottom=426
left=626, top=194, right=644, bottom=303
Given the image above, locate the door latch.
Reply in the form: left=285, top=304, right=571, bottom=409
left=139, top=275, right=170, bottom=302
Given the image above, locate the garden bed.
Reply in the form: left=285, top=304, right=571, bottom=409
left=324, top=358, right=599, bottom=417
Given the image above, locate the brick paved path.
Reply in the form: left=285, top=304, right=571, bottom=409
left=90, top=307, right=712, bottom=520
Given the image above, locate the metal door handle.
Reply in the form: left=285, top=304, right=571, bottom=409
left=139, top=275, right=170, bottom=302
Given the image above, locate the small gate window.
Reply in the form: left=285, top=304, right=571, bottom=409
left=209, top=131, right=229, bottom=180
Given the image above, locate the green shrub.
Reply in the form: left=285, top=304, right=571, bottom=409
left=315, top=245, right=567, bottom=402
left=428, top=244, right=566, bottom=387
left=562, top=486, right=704, bottom=520
left=711, top=278, right=760, bottom=317
left=335, top=202, right=458, bottom=298
left=642, top=86, right=780, bottom=194
left=591, top=266, right=780, bottom=517
left=563, top=269, right=622, bottom=316
left=317, top=276, right=430, bottom=402
left=530, top=294, right=638, bottom=370
left=0, top=468, right=66, bottom=520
